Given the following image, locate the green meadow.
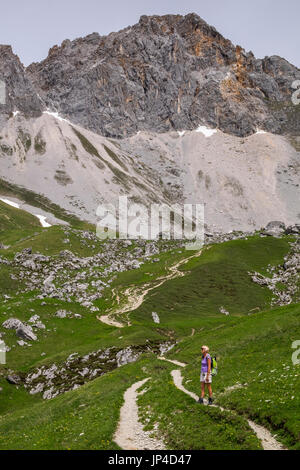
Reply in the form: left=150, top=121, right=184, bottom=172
left=0, top=200, right=299, bottom=449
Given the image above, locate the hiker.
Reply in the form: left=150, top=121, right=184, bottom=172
left=198, top=345, right=213, bottom=405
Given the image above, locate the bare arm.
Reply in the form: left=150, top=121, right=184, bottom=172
left=206, top=357, right=211, bottom=379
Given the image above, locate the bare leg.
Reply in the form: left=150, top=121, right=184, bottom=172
left=201, top=382, right=205, bottom=398
left=207, top=384, right=213, bottom=398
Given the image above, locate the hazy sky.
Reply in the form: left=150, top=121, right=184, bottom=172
left=0, top=0, right=299, bottom=67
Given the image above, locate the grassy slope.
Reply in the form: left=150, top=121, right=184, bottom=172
left=1, top=305, right=298, bottom=450
left=0, top=200, right=299, bottom=449
left=0, top=356, right=262, bottom=450
left=0, top=200, right=42, bottom=246
left=0, top=177, right=94, bottom=230
left=168, top=303, right=300, bottom=449
left=130, top=236, right=291, bottom=335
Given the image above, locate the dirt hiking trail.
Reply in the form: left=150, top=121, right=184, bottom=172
left=114, top=378, right=165, bottom=450
left=171, top=368, right=286, bottom=451
left=100, top=249, right=203, bottom=328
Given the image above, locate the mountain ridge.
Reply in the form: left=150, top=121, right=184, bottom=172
left=1, top=13, right=299, bottom=138
left=0, top=13, right=299, bottom=233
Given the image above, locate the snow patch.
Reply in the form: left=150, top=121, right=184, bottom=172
left=13, top=111, right=20, bottom=117
left=34, top=214, right=52, bottom=228
left=178, top=131, right=185, bottom=137
left=43, top=110, right=72, bottom=125
left=195, top=126, right=217, bottom=137
left=0, top=198, right=51, bottom=227
left=0, top=198, right=20, bottom=209
left=255, top=129, right=267, bottom=135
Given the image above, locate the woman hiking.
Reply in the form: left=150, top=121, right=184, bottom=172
left=198, top=345, right=213, bottom=405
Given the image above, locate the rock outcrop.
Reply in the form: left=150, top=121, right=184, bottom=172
left=2, top=317, right=37, bottom=341
left=249, top=240, right=300, bottom=306
left=0, top=45, right=43, bottom=126
left=0, top=14, right=299, bottom=234
left=0, top=13, right=298, bottom=138
left=24, top=341, right=173, bottom=399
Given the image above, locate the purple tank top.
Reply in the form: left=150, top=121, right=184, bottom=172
left=201, top=354, right=211, bottom=373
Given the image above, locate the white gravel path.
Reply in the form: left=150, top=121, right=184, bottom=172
left=100, top=250, right=203, bottom=328
left=171, top=369, right=199, bottom=401
left=113, top=365, right=286, bottom=451
left=171, top=368, right=286, bottom=451
left=158, top=356, right=187, bottom=368
left=114, top=378, right=166, bottom=450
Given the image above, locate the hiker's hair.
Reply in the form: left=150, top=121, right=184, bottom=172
left=202, top=345, right=209, bottom=352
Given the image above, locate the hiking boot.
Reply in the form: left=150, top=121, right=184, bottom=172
left=208, top=397, right=213, bottom=405
left=198, top=398, right=204, bottom=404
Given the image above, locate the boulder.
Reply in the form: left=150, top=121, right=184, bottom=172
left=219, top=306, right=230, bottom=316
left=285, top=225, right=300, bottom=235
left=43, top=273, right=55, bottom=293
left=6, top=374, right=21, bottom=385
left=22, top=247, right=32, bottom=255
left=28, top=315, right=45, bottom=329
left=116, top=347, right=141, bottom=367
left=55, top=309, right=78, bottom=318
left=2, top=318, right=23, bottom=330
left=59, top=250, right=74, bottom=259
left=3, top=318, right=37, bottom=341
left=16, top=324, right=37, bottom=342
left=263, top=221, right=286, bottom=237
left=266, top=221, right=286, bottom=230
left=152, top=312, right=160, bottom=324
left=22, top=259, right=37, bottom=270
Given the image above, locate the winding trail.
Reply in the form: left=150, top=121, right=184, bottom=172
left=114, top=357, right=286, bottom=450
left=114, top=378, right=166, bottom=450
left=171, top=368, right=286, bottom=451
left=100, top=249, right=203, bottom=328
left=158, top=356, right=187, bottom=368
left=110, top=242, right=286, bottom=450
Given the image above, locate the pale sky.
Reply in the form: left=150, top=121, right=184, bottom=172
left=0, top=0, right=299, bottom=67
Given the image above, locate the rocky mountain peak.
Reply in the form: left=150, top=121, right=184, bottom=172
left=0, top=14, right=299, bottom=235
left=0, top=45, right=43, bottom=125
left=0, top=13, right=299, bottom=138
left=137, top=13, right=220, bottom=38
